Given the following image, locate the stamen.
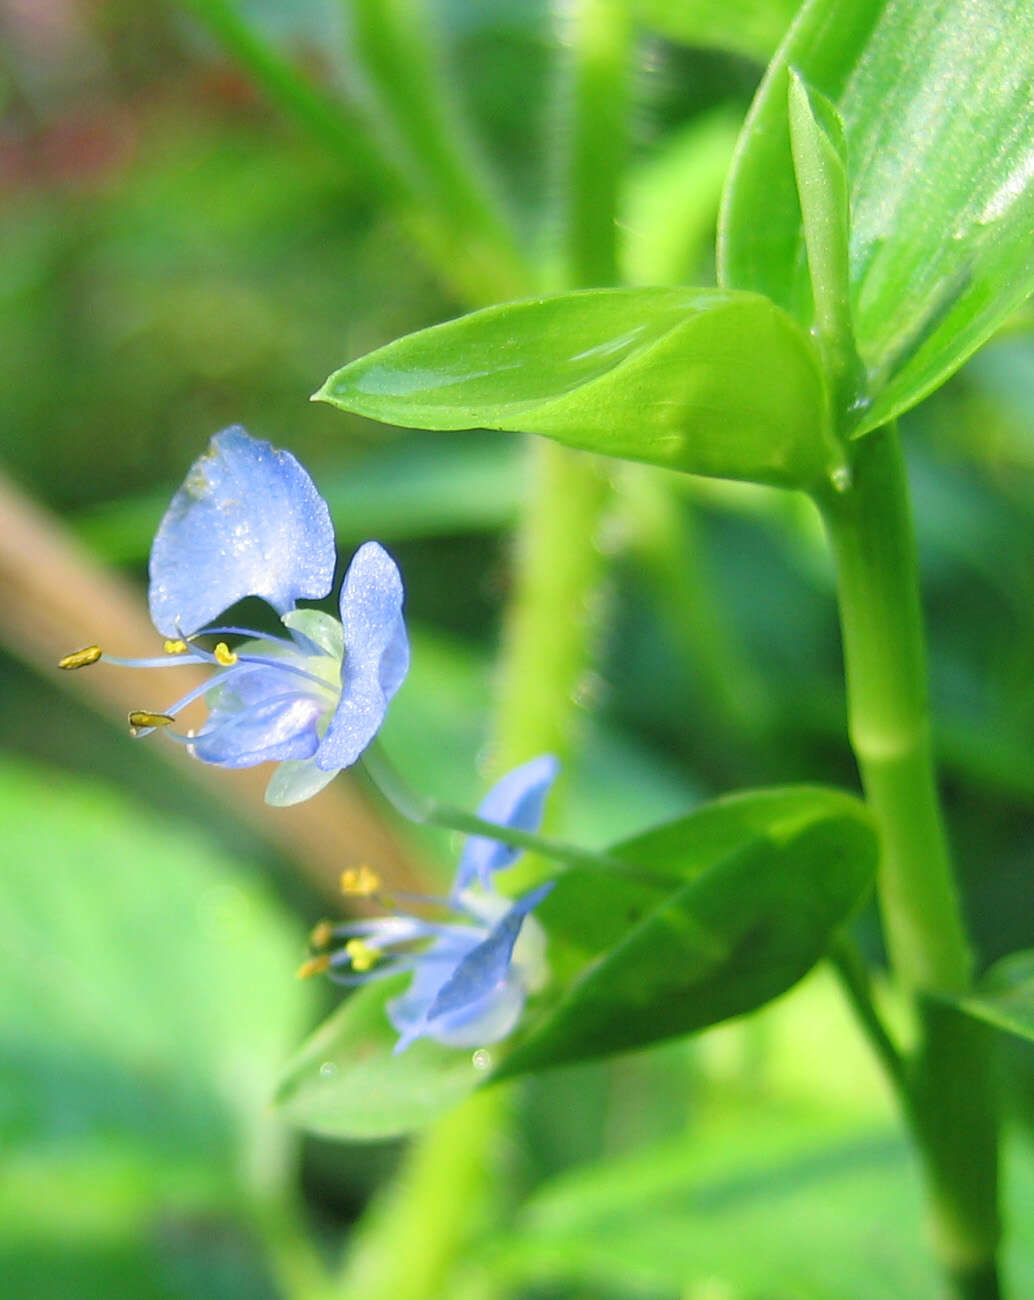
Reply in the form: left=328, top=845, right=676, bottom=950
left=213, top=642, right=238, bottom=666
left=164, top=639, right=188, bottom=655
left=58, top=645, right=102, bottom=670
left=345, top=938, right=380, bottom=972
left=128, top=710, right=174, bottom=737
left=309, top=920, right=336, bottom=949
left=296, top=954, right=330, bottom=979
left=340, top=865, right=381, bottom=896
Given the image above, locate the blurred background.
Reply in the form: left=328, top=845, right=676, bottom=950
left=3, top=2, right=1034, bottom=1296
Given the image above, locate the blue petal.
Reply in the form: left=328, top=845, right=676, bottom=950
left=454, top=755, right=560, bottom=892
left=191, top=665, right=323, bottom=767
left=315, top=542, right=409, bottom=772
left=390, top=883, right=554, bottom=1051
left=149, top=427, right=336, bottom=637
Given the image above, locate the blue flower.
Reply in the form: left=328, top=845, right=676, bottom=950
left=60, top=427, right=408, bottom=806
left=454, top=753, right=560, bottom=894
left=303, top=758, right=559, bottom=1052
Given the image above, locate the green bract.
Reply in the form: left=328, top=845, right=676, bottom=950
left=316, top=288, right=837, bottom=490
left=275, top=976, right=485, bottom=1141
left=720, top=0, right=1034, bottom=434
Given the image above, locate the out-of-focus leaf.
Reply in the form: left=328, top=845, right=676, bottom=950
left=951, top=951, right=1034, bottom=1044
left=719, top=0, right=1034, bottom=433
left=485, top=1098, right=1034, bottom=1297
left=316, top=289, right=837, bottom=489
left=274, top=977, right=484, bottom=1140
left=621, top=110, right=741, bottom=286
left=0, top=758, right=311, bottom=1296
left=495, top=788, right=876, bottom=1075
left=636, top=0, right=800, bottom=63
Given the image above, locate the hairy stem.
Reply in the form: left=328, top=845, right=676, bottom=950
left=348, top=0, right=530, bottom=302
left=818, top=425, right=1000, bottom=1293
left=335, top=3, right=630, bottom=1295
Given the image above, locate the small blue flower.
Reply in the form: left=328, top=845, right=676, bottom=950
left=60, top=427, right=408, bottom=805
left=303, top=759, right=559, bottom=1052
left=454, top=753, right=559, bottom=894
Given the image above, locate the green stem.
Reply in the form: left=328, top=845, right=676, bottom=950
left=337, top=1088, right=503, bottom=1298
left=175, top=0, right=527, bottom=307
left=618, top=464, right=772, bottom=748
left=564, top=0, right=630, bottom=286
left=348, top=0, right=530, bottom=303
left=175, top=0, right=409, bottom=204
left=493, top=445, right=610, bottom=780
left=336, top=7, right=631, bottom=1295
left=817, top=424, right=1000, bottom=1294
left=827, top=933, right=907, bottom=1103
left=361, top=743, right=635, bottom=874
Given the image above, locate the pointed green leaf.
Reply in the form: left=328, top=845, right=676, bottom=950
left=495, top=789, right=877, bottom=1077
left=274, top=976, right=484, bottom=1140
left=787, top=69, right=864, bottom=415
left=720, top=0, right=1034, bottom=433
left=950, top=950, right=1034, bottom=1044
left=316, top=288, right=837, bottom=489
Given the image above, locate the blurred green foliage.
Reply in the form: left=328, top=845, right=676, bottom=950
left=4, top=1, right=1034, bottom=1297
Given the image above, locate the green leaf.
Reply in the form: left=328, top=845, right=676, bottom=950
left=495, top=788, right=877, bottom=1076
left=621, top=109, right=741, bottom=286
left=485, top=1099, right=1034, bottom=1297
left=950, top=950, right=1034, bottom=1043
left=316, top=288, right=838, bottom=489
left=274, top=977, right=484, bottom=1140
left=719, top=0, right=1034, bottom=433
left=0, top=758, right=312, bottom=1296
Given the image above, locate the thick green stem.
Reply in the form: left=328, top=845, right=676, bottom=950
left=493, top=444, right=610, bottom=778
left=818, top=424, right=1000, bottom=1293
left=564, top=0, right=630, bottom=286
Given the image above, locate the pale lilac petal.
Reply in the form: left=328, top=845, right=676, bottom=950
left=149, top=427, right=336, bottom=637
left=191, top=664, right=322, bottom=767
left=315, top=542, right=409, bottom=771
left=389, top=883, right=553, bottom=1051
left=454, top=755, right=560, bottom=893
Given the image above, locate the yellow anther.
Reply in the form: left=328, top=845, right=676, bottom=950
left=339, top=865, right=381, bottom=896
left=128, top=710, right=174, bottom=737
left=163, top=638, right=188, bottom=655
left=309, top=920, right=336, bottom=950
left=213, top=641, right=238, bottom=666
left=58, top=645, right=102, bottom=670
left=345, top=938, right=380, bottom=973
left=296, top=954, right=330, bottom=979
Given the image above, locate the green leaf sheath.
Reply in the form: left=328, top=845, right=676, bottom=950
left=787, top=69, right=864, bottom=416
left=275, top=977, right=484, bottom=1141
left=316, top=288, right=838, bottom=489
left=720, top=0, right=1034, bottom=433
left=495, top=787, right=877, bottom=1077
